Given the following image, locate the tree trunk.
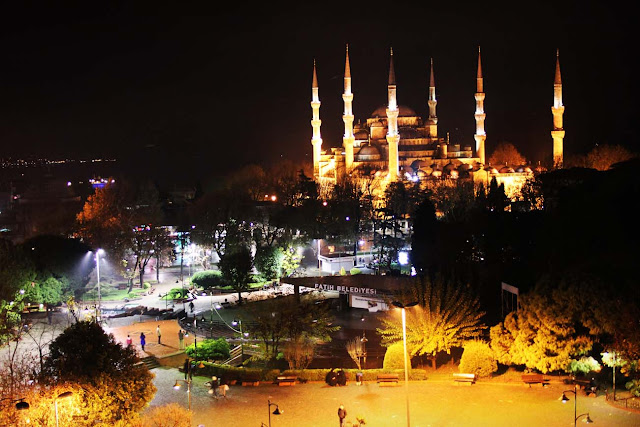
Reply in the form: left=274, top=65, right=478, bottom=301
left=237, top=291, right=242, bottom=305
left=432, top=356, right=437, bottom=370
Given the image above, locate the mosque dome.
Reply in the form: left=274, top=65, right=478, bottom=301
left=499, top=166, right=515, bottom=173
left=443, top=162, right=458, bottom=173
left=354, top=129, right=369, bottom=140
left=370, top=105, right=418, bottom=118
left=356, top=145, right=381, bottom=161
left=410, top=159, right=427, bottom=171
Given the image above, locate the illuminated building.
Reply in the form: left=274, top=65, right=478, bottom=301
left=310, top=46, right=564, bottom=199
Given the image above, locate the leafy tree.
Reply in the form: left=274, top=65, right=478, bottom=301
left=566, top=144, right=636, bottom=171
left=185, top=338, right=230, bottom=361
left=254, top=245, right=284, bottom=280
left=488, top=141, right=527, bottom=166
left=40, top=321, right=156, bottom=421
left=459, top=340, right=497, bottom=378
left=218, top=246, right=253, bottom=304
left=137, top=403, right=192, bottom=427
left=281, top=244, right=302, bottom=277
left=489, top=287, right=593, bottom=374
left=568, top=356, right=601, bottom=375
left=378, top=275, right=485, bottom=369
left=0, top=239, right=36, bottom=343
left=245, top=295, right=339, bottom=364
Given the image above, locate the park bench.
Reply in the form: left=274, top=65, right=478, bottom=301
left=572, top=378, right=598, bottom=397
left=522, top=373, right=550, bottom=387
left=241, top=375, right=260, bottom=387
left=377, top=373, right=399, bottom=386
left=453, top=373, right=476, bottom=385
left=274, top=376, right=297, bottom=386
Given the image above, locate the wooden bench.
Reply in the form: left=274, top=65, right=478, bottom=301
left=453, top=373, right=476, bottom=385
left=377, top=373, right=399, bottom=386
left=522, top=373, right=550, bottom=387
left=275, top=376, right=297, bottom=386
left=241, top=376, right=260, bottom=386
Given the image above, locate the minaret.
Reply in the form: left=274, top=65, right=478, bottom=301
left=551, top=49, right=565, bottom=168
left=342, top=45, right=355, bottom=172
left=427, top=57, right=438, bottom=137
left=311, top=60, right=323, bottom=179
left=386, top=48, right=400, bottom=181
left=474, top=46, right=486, bottom=165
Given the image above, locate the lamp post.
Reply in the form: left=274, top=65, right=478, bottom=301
left=267, top=399, right=282, bottom=427
left=392, top=300, right=418, bottom=427
left=95, top=249, right=104, bottom=322
left=232, top=319, right=249, bottom=360
left=173, top=379, right=192, bottom=410
left=54, top=391, right=73, bottom=427
left=562, top=385, right=594, bottom=427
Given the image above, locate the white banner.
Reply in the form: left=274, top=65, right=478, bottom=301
left=501, top=282, right=519, bottom=295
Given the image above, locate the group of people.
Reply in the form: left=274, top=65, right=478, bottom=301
left=206, top=375, right=229, bottom=398
left=123, top=325, right=163, bottom=352
left=325, top=368, right=347, bottom=386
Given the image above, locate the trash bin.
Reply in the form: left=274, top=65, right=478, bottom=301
left=356, top=372, right=363, bottom=385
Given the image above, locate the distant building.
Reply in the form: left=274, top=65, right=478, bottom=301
left=310, top=46, right=566, bottom=199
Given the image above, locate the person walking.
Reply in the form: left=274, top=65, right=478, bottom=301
left=183, top=357, right=190, bottom=380
left=219, top=382, right=229, bottom=398
left=338, top=404, right=347, bottom=426
left=156, top=325, right=162, bottom=344
left=189, top=301, right=195, bottom=313
left=126, top=334, right=133, bottom=347
left=140, top=332, right=146, bottom=352
left=178, top=329, right=185, bottom=349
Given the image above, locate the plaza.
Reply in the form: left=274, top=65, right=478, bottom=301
left=148, top=366, right=640, bottom=426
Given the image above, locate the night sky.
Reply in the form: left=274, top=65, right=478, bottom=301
left=0, top=2, right=636, bottom=183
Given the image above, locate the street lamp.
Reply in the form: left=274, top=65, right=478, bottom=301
left=562, top=385, right=594, bottom=426
left=232, top=319, right=250, bottom=360
left=173, top=379, right=192, bottom=410
left=54, top=391, right=73, bottom=427
left=266, top=399, right=282, bottom=427
left=94, top=249, right=104, bottom=322
left=392, top=300, right=418, bottom=427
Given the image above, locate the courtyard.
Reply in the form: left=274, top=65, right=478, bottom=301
left=148, top=366, right=640, bottom=427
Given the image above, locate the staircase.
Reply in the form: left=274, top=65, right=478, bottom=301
left=220, top=344, right=261, bottom=367
left=138, top=355, right=161, bottom=370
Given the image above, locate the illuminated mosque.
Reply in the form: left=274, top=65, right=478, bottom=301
left=310, top=46, right=565, bottom=198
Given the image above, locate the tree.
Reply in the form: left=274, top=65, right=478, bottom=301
left=377, top=275, right=485, bottom=369
left=245, top=295, right=339, bottom=364
left=488, top=141, right=527, bottom=166
left=566, top=144, right=636, bottom=171
left=254, top=245, right=284, bottom=280
left=218, top=246, right=253, bottom=304
left=40, top=321, right=156, bottom=422
left=137, top=403, right=192, bottom=427
left=0, top=239, right=36, bottom=344
left=190, top=270, right=223, bottom=290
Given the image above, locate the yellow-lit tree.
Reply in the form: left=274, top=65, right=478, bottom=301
left=488, top=141, right=527, bottom=166
left=377, top=275, right=485, bottom=369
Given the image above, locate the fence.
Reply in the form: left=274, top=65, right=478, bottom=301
left=605, top=391, right=640, bottom=411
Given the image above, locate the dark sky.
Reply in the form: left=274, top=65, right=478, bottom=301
left=0, top=2, right=636, bottom=183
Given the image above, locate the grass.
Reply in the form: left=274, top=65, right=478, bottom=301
left=84, top=284, right=149, bottom=301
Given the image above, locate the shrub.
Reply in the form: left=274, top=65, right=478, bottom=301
left=626, top=379, right=640, bottom=397
left=143, top=282, right=150, bottom=290
left=350, top=268, right=361, bottom=275
left=459, top=340, right=497, bottom=378
left=185, top=338, right=231, bottom=361
left=190, top=270, right=223, bottom=290
left=383, top=342, right=410, bottom=371
left=254, top=246, right=284, bottom=280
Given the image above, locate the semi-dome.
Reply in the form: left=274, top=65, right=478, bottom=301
left=443, top=162, right=458, bottom=173
left=370, top=105, right=418, bottom=118
left=354, top=129, right=369, bottom=139
left=410, top=159, right=427, bottom=171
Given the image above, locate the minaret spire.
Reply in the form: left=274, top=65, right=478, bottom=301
left=386, top=47, right=400, bottom=181
left=551, top=48, right=565, bottom=168
left=311, top=59, right=323, bottom=179
left=427, top=57, right=438, bottom=137
left=343, top=44, right=355, bottom=171
left=474, top=46, right=486, bottom=164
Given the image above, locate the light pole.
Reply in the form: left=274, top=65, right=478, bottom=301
left=267, top=399, right=282, bottom=427
left=95, top=249, right=104, bottom=322
left=392, top=300, right=418, bottom=427
left=562, top=385, right=594, bottom=427
left=232, top=319, right=249, bottom=360
left=54, top=391, right=73, bottom=427
left=173, top=379, right=192, bottom=410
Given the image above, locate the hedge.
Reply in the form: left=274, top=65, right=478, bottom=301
left=192, top=364, right=429, bottom=383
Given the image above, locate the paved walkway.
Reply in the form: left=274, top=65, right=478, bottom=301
left=109, top=319, right=191, bottom=360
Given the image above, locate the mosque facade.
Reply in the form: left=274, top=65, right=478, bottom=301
left=310, top=47, right=565, bottom=199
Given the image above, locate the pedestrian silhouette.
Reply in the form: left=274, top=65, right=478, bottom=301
left=156, top=325, right=162, bottom=344
left=338, top=404, right=347, bottom=426
left=140, top=332, right=146, bottom=352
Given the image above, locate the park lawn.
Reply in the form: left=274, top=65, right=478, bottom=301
left=84, top=285, right=149, bottom=301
